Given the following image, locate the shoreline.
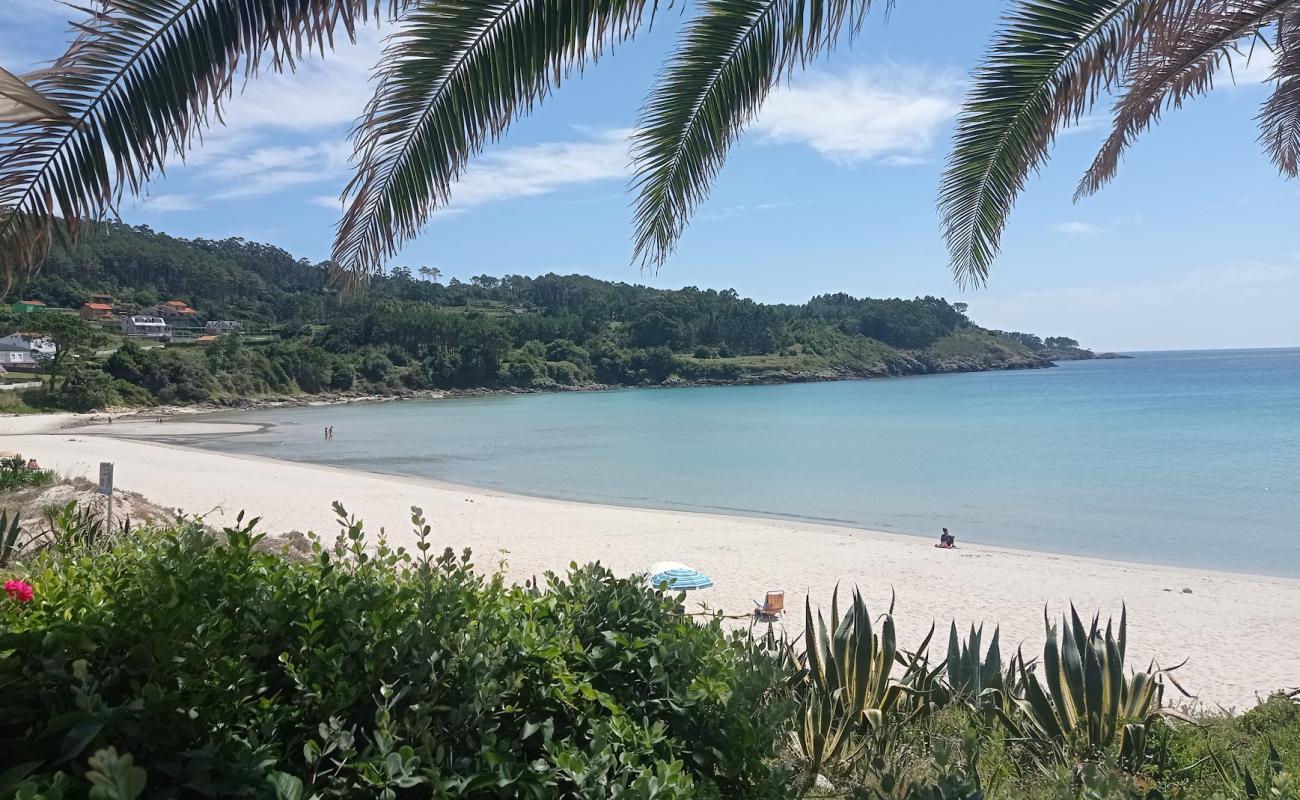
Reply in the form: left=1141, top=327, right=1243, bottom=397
left=3, top=411, right=1297, bottom=710
left=27, top=350, right=1077, bottom=421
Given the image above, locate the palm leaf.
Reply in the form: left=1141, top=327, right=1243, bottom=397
left=629, top=0, right=876, bottom=271
left=1260, top=8, right=1300, bottom=176
left=1079, top=0, right=1295, bottom=199
left=938, top=0, right=1197, bottom=286
left=0, top=0, right=401, bottom=291
left=332, top=0, right=653, bottom=287
left=0, top=66, right=73, bottom=123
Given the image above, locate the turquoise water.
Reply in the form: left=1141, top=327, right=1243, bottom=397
left=193, top=349, right=1300, bottom=577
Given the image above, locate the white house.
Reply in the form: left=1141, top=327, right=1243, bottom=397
left=204, top=320, right=241, bottom=334
left=121, top=315, right=170, bottom=338
left=0, top=334, right=54, bottom=371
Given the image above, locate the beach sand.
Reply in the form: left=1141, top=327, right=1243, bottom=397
left=3, top=412, right=1296, bottom=710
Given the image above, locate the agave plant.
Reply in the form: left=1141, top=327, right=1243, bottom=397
left=992, top=605, right=1188, bottom=770
left=790, top=587, right=934, bottom=776
left=0, top=510, right=23, bottom=568
left=945, top=622, right=1006, bottom=706
left=940, top=0, right=1300, bottom=285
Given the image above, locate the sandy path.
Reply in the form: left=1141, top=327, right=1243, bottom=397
left=3, top=412, right=1296, bottom=710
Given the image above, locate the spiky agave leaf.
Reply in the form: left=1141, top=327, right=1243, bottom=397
left=333, top=0, right=654, bottom=287
left=1078, top=0, right=1295, bottom=200
left=630, top=0, right=877, bottom=270
left=1260, top=8, right=1300, bottom=175
left=938, top=0, right=1200, bottom=286
left=0, top=0, right=404, bottom=291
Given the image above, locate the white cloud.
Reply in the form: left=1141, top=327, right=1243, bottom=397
left=753, top=65, right=962, bottom=164
left=1223, top=47, right=1276, bottom=87
left=138, top=194, right=201, bottom=212
left=201, top=140, right=352, bottom=199
left=700, top=199, right=801, bottom=222
left=435, top=128, right=631, bottom=214
left=1052, top=221, right=1103, bottom=235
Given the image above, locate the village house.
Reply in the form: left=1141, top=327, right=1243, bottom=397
left=9, top=299, right=46, bottom=314
left=0, top=333, right=55, bottom=371
left=121, top=315, right=170, bottom=339
left=146, top=299, right=198, bottom=318
left=204, top=320, right=241, bottom=334
left=79, top=302, right=115, bottom=321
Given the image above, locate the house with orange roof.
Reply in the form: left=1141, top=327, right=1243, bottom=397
left=146, top=299, right=198, bottom=318
left=79, top=302, right=115, bottom=321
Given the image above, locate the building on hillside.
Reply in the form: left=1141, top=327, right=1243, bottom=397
left=204, top=320, right=241, bottom=334
left=146, top=300, right=198, bottom=318
left=0, top=334, right=54, bottom=371
left=10, top=299, right=46, bottom=314
left=79, top=302, right=115, bottom=321
left=121, top=315, right=170, bottom=339
left=89, top=293, right=115, bottom=306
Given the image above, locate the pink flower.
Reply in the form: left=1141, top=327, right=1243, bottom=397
left=4, top=580, right=34, bottom=603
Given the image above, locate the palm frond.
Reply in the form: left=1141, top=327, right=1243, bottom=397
left=629, top=0, right=875, bottom=271
left=0, top=66, right=73, bottom=123
left=0, top=0, right=401, bottom=291
left=1260, top=7, right=1300, bottom=175
left=332, top=0, right=654, bottom=286
left=1079, top=0, right=1294, bottom=200
left=938, top=0, right=1197, bottom=287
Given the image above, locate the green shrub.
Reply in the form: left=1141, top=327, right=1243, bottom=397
left=0, top=455, right=56, bottom=492
left=0, top=508, right=795, bottom=799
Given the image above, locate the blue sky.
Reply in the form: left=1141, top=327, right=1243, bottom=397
left=4, top=0, right=1299, bottom=351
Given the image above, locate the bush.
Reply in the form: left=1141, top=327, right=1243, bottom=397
left=0, top=509, right=795, bottom=799
left=57, top=364, right=120, bottom=410
left=0, top=456, right=56, bottom=492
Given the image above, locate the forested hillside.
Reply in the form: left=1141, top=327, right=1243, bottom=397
left=4, top=223, right=1092, bottom=410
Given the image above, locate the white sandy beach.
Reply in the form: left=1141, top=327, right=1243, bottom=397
left=2, top=411, right=1296, bottom=711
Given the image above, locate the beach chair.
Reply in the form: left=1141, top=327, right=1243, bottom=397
left=753, top=590, right=785, bottom=621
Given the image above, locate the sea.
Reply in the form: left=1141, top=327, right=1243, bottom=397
left=191, top=348, right=1300, bottom=578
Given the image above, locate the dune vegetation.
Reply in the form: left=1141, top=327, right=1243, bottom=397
left=1, top=507, right=1295, bottom=800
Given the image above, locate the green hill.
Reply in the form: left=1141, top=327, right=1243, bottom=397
left=1, top=223, right=1092, bottom=410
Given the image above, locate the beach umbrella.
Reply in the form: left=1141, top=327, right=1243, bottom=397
left=648, top=561, right=713, bottom=590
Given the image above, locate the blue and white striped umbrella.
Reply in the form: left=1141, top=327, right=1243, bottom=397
left=649, top=561, right=713, bottom=590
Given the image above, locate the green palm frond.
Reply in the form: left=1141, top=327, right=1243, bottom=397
left=938, top=0, right=1197, bottom=287
left=0, top=0, right=399, bottom=291
left=630, top=0, right=875, bottom=270
left=1078, top=0, right=1295, bottom=200
left=1260, top=9, right=1300, bottom=176
left=332, top=0, right=654, bottom=286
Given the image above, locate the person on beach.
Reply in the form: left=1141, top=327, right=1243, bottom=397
left=939, top=528, right=955, bottom=547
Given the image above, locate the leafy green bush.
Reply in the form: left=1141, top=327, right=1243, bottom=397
left=0, top=508, right=795, bottom=799
left=0, top=455, right=56, bottom=492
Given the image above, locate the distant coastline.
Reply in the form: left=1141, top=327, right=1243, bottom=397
left=73, top=345, right=1122, bottom=418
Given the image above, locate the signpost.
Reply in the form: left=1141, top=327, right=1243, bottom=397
left=98, top=462, right=114, bottom=533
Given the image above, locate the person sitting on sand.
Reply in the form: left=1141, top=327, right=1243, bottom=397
left=939, top=527, right=955, bottom=547
left=25, top=458, right=39, bottom=470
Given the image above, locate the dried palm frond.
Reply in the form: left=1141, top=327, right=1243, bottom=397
left=1260, top=8, right=1300, bottom=175
left=0, top=0, right=406, bottom=291
left=1078, top=0, right=1295, bottom=199
left=629, top=0, right=877, bottom=271
left=332, top=0, right=655, bottom=287
left=0, top=66, right=72, bottom=123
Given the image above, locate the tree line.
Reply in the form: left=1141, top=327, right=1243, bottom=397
left=1, top=223, right=1086, bottom=410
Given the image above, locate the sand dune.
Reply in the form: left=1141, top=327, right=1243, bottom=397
left=3, top=411, right=1296, bottom=710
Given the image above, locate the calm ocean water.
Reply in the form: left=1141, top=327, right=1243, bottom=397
left=193, top=348, right=1300, bottom=577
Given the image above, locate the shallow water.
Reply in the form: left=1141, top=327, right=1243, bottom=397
left=193, top=348, right=1300, bottom=577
